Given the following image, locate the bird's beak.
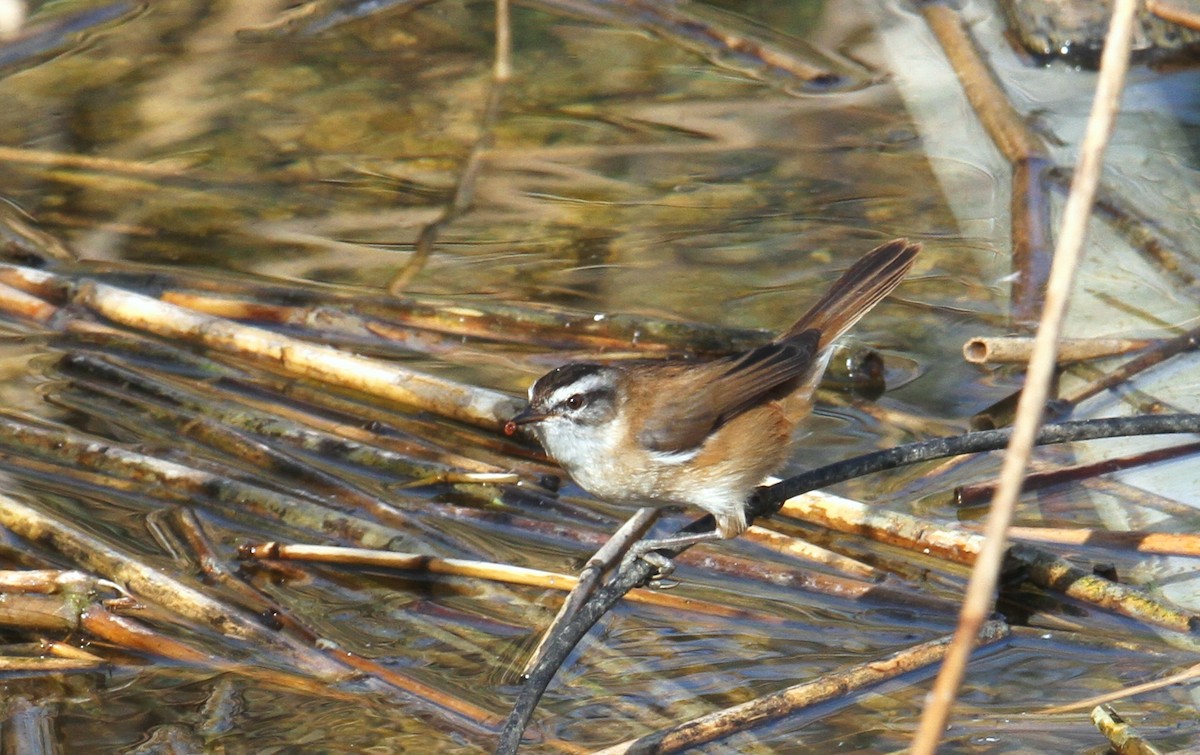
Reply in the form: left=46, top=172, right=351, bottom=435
left=503, top=407, right=549, bottom=436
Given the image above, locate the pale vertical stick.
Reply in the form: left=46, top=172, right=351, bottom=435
left=495, top=0, right=512, bottom=83
left=910, top=0, right=1141, bottom=751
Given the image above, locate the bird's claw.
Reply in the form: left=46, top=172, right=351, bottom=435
left=624, top=542, right=678, bottom=585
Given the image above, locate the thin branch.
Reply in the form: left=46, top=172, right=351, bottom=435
left=953, top=439, right=1200, bottom=506
left=592, top=621, right=1010, bottom=754
left=1041, top=661, right=1200, bottom=714
left=1061, top=323, right=1200, bottom=408
left=386, top=0, right=510, bottom=294
left=752, top=414, right=1200, bottom=514
left=521, top=506, right=659, bottom=677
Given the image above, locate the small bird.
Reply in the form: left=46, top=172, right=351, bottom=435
left=506, top=239, right=920, bottom=553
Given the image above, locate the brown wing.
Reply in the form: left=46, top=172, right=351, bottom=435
left=637, top=329, right=821, bottom=454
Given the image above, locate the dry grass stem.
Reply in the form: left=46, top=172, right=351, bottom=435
left=242, top=541, right=783, bottom=620
left=594, top=620, right=1010, bottom=754
left=1042, top=661, right=1200, bottom=714
left=913, top=0, right=1141, bottom=749
left=0, top=657, right=108, bottom=672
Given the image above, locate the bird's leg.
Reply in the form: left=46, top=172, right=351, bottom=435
left=624, top=506, right=744, bottom=579
left=623, top=529, right=724, bottom=579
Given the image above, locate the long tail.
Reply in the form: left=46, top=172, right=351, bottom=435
left=785, top=239, right=920, bottom=348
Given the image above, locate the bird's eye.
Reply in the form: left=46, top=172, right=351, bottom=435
left=565, top=393, right=586, bottom=410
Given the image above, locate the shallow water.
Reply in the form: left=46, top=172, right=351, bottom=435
left=0, top=0, right=1198, bottom=752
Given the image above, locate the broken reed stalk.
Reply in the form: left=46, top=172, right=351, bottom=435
left=0, top=263, right=527, bottom=431
left=963, top=335, right=1156, bottom=365
left=76, top=280, right=523, bottom=430
left=592, top=620, right=1010, bottom=755
left=1092, top=705, right=1166, bottom=755
left=912, top=0, right=1140, bottom=749
left=919, top=1, right=1052, bottom=325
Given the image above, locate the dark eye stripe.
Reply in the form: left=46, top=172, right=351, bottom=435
left=555, top=388, right=614, bottom=412
left=534, top=362, right=608, bottom=398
